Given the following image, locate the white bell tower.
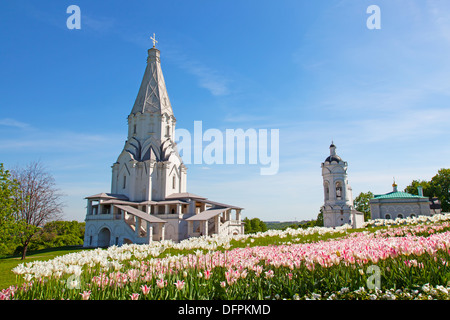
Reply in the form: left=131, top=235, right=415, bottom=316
left=321, top=142, right=364, bottom=228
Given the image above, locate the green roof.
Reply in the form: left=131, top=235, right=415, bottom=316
left=373, top=191, right=428, bottom=200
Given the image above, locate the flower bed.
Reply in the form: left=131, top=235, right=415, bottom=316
left=2, top=214, right=450, bottom=300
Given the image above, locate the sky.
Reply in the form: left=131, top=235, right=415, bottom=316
left=1, top=0, right=449, bottom=222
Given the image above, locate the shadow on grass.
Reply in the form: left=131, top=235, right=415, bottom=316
left=0, top=245, right=85, bottom=260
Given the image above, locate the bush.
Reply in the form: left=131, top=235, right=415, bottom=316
left=11, top=221, right=85, bottom=255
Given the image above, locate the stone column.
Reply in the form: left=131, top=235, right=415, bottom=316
left=203, top=220, right=208, bottom=236
left=214, top=215, right=219, bottom=234
left=160, top=224, right=165, bottom=241
left=149, top=225, right=153, bottom=242
left=135, top=216, right=140, bottom=237
left=187, top=221, right=193, bottom=237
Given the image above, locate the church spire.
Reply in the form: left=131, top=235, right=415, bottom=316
left=130, top=38, right=174, bottom=117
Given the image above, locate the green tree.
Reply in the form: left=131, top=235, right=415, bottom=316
left=404, top=169, right=450, bottom=212
left=25, top=221, right=85, bottom=252
left=353, top=191, right=374, bottom=221
left=243, top=218, right=267, bottom=234
left=429, top=169, right=450, bottom=212
left=404, top=180, right=432, bottom=197
left=0, top=163, right=23, bottom=255
left=315, top=208, right=323, bottom=227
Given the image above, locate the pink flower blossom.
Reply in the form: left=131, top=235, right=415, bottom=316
left=264, top=270, right=274, bottom=279
left=156, top=278, right=167, bottom=289
left=130, top=293, right=140, bottom=300
left=141, top=284, right=151, bottom=295
left=79, top=290, right=91, bottom=300
left=174, top=280, right=185, bottom=290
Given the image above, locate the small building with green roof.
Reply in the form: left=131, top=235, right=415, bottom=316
left=370, top=182, right=432, bottom=220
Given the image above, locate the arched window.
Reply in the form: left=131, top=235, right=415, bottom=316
left=324, top=182, right=329, bottom=201
left=397, top=214, right=403, bottom=219
left=336, top=182, right=343, bottom=200
left=385, top=214, right=391, bottom=220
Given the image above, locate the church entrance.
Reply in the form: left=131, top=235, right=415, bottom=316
left=98, top=227, right=111, bottom=247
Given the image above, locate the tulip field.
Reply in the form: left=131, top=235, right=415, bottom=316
left=2, top=214, right=450, bottom=300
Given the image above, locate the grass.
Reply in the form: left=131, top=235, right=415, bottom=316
left=0, top=246, right=86, bottom=290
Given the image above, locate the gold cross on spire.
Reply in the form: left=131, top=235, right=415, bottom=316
left=150, top=33, right=158, bottom=48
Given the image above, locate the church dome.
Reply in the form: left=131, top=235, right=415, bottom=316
left=324, top=142, right=342, bottom=163
left=325, top=155, right=342, bottom=163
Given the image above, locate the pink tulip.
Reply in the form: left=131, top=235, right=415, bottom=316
left=80, top=290, right=91, bottom=300
left=174, top=280, right=185, bottom=290
left=156, top=278, right=167, bottom=289
left=130, top=293, right=140, bottom=300
left=141, top=285, right=151, bottom=295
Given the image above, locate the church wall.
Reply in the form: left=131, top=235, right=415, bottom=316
left=83, top=219, right=143, bottom=247
left=352, top=212, right=365, bottom=229
left=370, top=198, right=432, bottom=220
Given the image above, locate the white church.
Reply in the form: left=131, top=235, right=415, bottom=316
left=321, top=143, right=365, bottom=228
left=83, top=40, right=244, bottom=247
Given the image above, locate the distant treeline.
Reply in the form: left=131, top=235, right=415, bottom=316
left=265, top=220, right=320, bottom=230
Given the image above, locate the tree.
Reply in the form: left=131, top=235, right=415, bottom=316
left=353, top=191, right=374, bottom=221
left=404, top=169, right=450, bottom=212
left=243, top=218, right=267, bottom=234
left=24, top=221, right=85, bottom=252
left=0, top=163, right=24, bottom=256
left=11, top=161, right=65, bottom=259
left=315, top=208, right=323, bottom=227
left=404, top=180, right=432, bottom=197
left=429, top=169, right=450, bottom=212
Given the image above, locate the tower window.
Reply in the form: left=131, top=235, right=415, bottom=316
left=336, top=182, right=342, bottom=200
left=324, top=182, right=329, bottom=201
left=123, top=175, right=126, bottom=189
left=133, top=124, right=137, bottom=134
left=172, top=175, right=176, bottom=189
left=166, top=125, right=170, bottom=136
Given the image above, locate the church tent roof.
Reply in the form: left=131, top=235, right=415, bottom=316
left=130, top=48, right=174, bottom=116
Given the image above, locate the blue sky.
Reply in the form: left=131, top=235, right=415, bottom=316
left=1, top=0, right=449, bottom=222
